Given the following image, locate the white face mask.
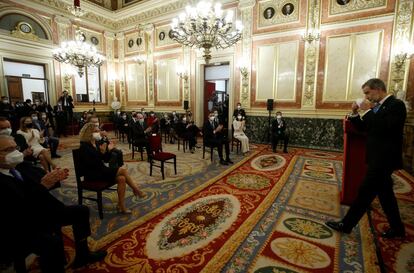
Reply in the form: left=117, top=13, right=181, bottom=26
left=41, top=115, right=47, bottom=119
left=5, top=150, right=24, bottom=166
left=0, top=128, right=12, bottom=136
left=237, top=105, right=241, bottom=110
left=237, top=115, right=242, bottom=120
left=150, top=113, right=155, bottom=117
left=92, top=132, right=102, bottom=141
left=214, top=113, right=218, bottom=117
left=182, top=118, right=187, bottom=122
left=209, top=116, right=215, bottom=121
left=31, top=116, right=38, bottom=121
left=276, top=115, right=282, bottom=119
left=2, top=100, right=8, bottom=104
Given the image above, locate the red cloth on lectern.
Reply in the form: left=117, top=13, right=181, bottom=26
left=341, top=118, right=367, bottom=205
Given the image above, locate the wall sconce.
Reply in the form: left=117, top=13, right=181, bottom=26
left=237, top=59, right=249, bottom=81
left=176, top=65, right=189, bottom=81
left=302, top=28, right=320, bottom=43
left=133, top=54, right=147, bottom=65
left=394, top=42, right=414, bottom=71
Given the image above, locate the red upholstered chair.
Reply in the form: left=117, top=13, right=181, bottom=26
left=149, top=134, right=177, bottom=180
left=72, top=149, right=117, bottom=219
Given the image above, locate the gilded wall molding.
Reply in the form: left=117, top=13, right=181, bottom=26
left=258, top=0, right=300, bottom=28
left=239, top=0, right=255, bottom=109
left=145, top=24, right=155, bottom=106
left=116, top=32, right=126, bottom=106
left=301, top=0, right=320, bottom=108
left=389, top=0, right=414, bottom=96
left=330, top=0, right=387, bottom=15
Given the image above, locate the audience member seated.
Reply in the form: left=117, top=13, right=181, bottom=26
left=79, top=111, right=88, bottom=129
left=33, top=112, right=61, bottom=158
left=176, top=112, right=200, bottom=153
left=0, top=117, right=35, bottom=162
left=17, top=116, right=57, bottom=171
left=233, top=102, right=246, bottom=120
left=90, top=116, right=124, bottom=169
left=233, top=114, right=249, bottom=155
left=203, top=111, right=233, bottom=165
left=160, top=113, right=171, bottom=141
left=130, top=113, right=152, bottom=159
left=0, top=135, right=107, bottom=272
left=146, top=111, right=159, bottom=134
left=271, top=111, right=289, bottom=153
left=79, top=123, right=145, bottom=214
left=117, top=112, right=129, bottom=141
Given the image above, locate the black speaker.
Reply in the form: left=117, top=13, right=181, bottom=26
left=183, top=100, right=189, bottom=110
left=267, top=99, right=274, bottom=111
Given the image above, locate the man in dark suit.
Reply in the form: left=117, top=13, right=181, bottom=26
left=271, top=111, right=289, bottom=153
left=58, top=90, right=74, bottom=124
left=0, top=135, right=106, bottom=272
left=232, top=102, right=246, bottom=120
left=326, top=78, right=407, bottom=238
left=203, top=112, right=233, bottom=165
left=130, top=113, right=151, bottom=159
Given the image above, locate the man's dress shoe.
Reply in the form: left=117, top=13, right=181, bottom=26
left=73, top=250, right=107, bottom=268
left=325, top=221, right=351, bottom=234
left=381, top=229, right=405, bottom=239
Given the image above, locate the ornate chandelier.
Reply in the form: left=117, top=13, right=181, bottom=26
left=53, top=1, right=104, bottom=77
left=170, top=1, right=243, bottom=63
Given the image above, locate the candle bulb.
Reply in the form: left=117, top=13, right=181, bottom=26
left=74, top=0, right=80, bottom=7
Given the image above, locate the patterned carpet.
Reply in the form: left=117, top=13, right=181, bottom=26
left=26, top=135, right=413, bottom=273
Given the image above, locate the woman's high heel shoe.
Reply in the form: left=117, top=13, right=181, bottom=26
left=133, top=189, right=146, bottom=198
left=118, top=207, right=132, bottom=214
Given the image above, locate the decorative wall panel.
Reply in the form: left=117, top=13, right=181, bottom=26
left=126, top=62, right=147, bottom=102
left=256, top=41, right=299, bottom=102
left=156, top=58, right=180, bottom=102
left=323, top=31, right=382, bottom=102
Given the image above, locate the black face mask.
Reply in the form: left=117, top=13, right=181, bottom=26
left=25, top=123, right=33, bottom=128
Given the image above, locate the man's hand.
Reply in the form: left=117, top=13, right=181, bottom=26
left=40, top=168, right=69, bottom=189
left=359, top=100, right=375, bottom=111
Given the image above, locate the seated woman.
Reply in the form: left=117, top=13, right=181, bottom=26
left=79, top=123, right=145, bottom=214
left=233, top=114, right=250, bottom=155
left=17, top=116, right=57, bottom=171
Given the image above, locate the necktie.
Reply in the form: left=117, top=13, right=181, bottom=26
left=372, top=104, right=381, bottom=113
left=9, top=168, right=24, bottom=182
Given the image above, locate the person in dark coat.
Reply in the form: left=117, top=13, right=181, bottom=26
left=271, top=111, right=289, bottom=153
left=203, top=111, right=232, bottom=165
left=0, top=135, right=107, bottom=272
left=326, top=78, right=407, bottom=238
left=79, top=123, right=145, bottom=213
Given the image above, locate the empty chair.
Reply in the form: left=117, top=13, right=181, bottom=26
left=148, top=134, right=177, bottom=180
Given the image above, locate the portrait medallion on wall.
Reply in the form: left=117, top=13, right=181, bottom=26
left=155, top=25, right=177, bottom=47
left=258, top=0, right=300, bottom=28
left=90, top=36, right=99, bottom=45
left=125, top=32, right=145, bottom=54
left=329, top=0, right=386, bottom=16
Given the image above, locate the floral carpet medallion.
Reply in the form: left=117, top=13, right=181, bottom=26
left=270, top=237, right=331, bottom=269
left=226, top=173, right=271, bottom=190
left=251, top=154, right=286, bottom=171
left=304, top=151, right=337, bottom=159
left=146, top=194, right=240, bottom=260
left=282, top=217, right=333, bottom=239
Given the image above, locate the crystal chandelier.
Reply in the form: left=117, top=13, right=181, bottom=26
left=53, top=0, right=104, bottom=77
left=170, top=1, right=243, bottom=64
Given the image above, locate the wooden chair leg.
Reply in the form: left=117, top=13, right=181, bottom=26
left=150, top=160, right=153, bottom=176
left=161, top=161, right=165, bottom=180
left=78, top=188, right=83, bottom=205
left=210, top=147, right=213, bottom=162
left=173, top=157, right=177, bottom=174
left=97, top=191, right=103, bottom=219
left=132, top=146, right=135, bottom=159
left=203, top=145, right=205, bottom=159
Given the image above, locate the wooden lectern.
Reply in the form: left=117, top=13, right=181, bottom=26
left=341, top=119, right=367, bottom=205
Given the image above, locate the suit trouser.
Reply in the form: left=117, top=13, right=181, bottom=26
left=342, top=166, right=404, bottom=233
left=271, top=134, right=289, bottom=151
left=207, top=138, right=230, bottom=160
left=30, top=205, right=91, bottom=273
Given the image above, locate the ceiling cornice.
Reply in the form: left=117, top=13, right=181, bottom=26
left=13, top=0, right=237, bottom=31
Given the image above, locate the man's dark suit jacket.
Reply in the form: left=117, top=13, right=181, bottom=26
left=203, top=120, right=224, bottom=145
left=131, top=121, right=149, bottom=140
left=58, top=95, right=74, bottom=109
left=233, top=109, right=246, bottom=119
left=0, top=163, right=64, bottom=263
left=349, top=95, right=406, bottom=170
left=271, top=118, right=287, bottom=136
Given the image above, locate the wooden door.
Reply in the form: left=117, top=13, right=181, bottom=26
left=6, top=76, right=23, bottom=103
